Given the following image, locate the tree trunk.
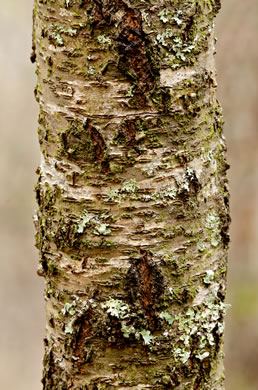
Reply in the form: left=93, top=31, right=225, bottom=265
left=33, top=0, right=229, bottom=388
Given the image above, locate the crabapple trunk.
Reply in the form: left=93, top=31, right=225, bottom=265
left=33, top=0, right=229, bottom=389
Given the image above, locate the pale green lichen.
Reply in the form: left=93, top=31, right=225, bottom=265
left=206, top=213, right=221, bottom=247
left=156, top=186, right=177, bottom=201
left=61, top=297, right=89, bottom=334
left=77, top=210, right=112, bottom=236
left=107, top=179, right=139, bottom=203
left=121, top=322, right=136, bottom=338
left=135, top=131, right=146, bottom=141
left=49, top=30, right=64, bottom=46
left=155, top=29, right=173, bottom=47
left=138, top=185, right=177, bottom=204
left=102, top=298, right=130, bottom=319
left=139, top=329, right=155, bottom=345
left=65, top=27, right=77, bottom=37
left=102, top=299, right=155, bottom=346
left=203, top=270, right=215, bottom=284
left=197, top=241, right=206, bottom=252
left=94, top=223, right=111, bottom=236
left=62, top=302, right=77, bottom=316
left=49, top=24, right=77, bottom=46
left=77, top=210, right=92, bottom=233
left=65, top=319, right=74, bottom=334
left=196, top=351, right=210, bottom=361
left=172, top=284, right=230, bottom=364
left=121, top=322, right=155, bottom=345
left=154, top=3, right=215, bottom=71
left=87, top=66, right=95, bottom=75
left=201, top=147, right=213, bottom=163
left=62, top=299, right=89, bottom=316
left=155, top=30, right=195, bottom=60
left=173, top=348, right=191, bottom=364
left=122, top=179, right=139, bottom=193
left=158, top=8, right=170, bottom=24
left=175, top=167, right=196, bottom=193
left=107, top=189, right=120, bottom=202
left=142, top=10, right=151, bottom=27
left=171, top=9, right=183, bottom=26
left=97, top=35, right=112, bottom=47
left=159, top=311, right=174, bottom=325
left=82, top=62, right=96, bottom=77
left=159, top=8, right=183, bottom=26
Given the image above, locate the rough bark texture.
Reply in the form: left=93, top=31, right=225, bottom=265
left=33, top=0, right=229, bottom=389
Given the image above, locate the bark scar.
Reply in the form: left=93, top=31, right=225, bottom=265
left=137, top=250, right=155, bottom=326
left=73, top=313, right=93, bottom=365
left=126, top=249, right=164, bottom=330
left=116, top=9, right=158, bottom=105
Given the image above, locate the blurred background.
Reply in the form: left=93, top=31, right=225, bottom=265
left=0, top=0, right=257, bottom=389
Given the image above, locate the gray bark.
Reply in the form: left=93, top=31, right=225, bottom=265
left=33, top=0, right=229, bottom=388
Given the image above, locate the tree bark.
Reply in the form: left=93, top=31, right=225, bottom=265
left=33, top=0, right=229, bottom=389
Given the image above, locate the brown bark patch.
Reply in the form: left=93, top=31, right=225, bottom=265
left=114, top=119, right=138, bottom=147
left=122, top=119, right=137, bottom=145
left=73, top=313, right=93, bottom=364
left=90, top=0, right=119, bottom=28
left=117, top=9, right=158, bottom=105
left=137, top=250, right=155, bottom=326
left=126, top=250, right=164, bottom=330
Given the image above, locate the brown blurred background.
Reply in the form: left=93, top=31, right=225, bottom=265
left=0, top=1, right=257, bottom=389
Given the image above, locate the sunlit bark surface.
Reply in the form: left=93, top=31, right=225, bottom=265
left=33, top=0, right=229, bottom=388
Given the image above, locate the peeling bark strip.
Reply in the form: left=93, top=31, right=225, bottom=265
left=33, top=0, right=229, bottom=389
